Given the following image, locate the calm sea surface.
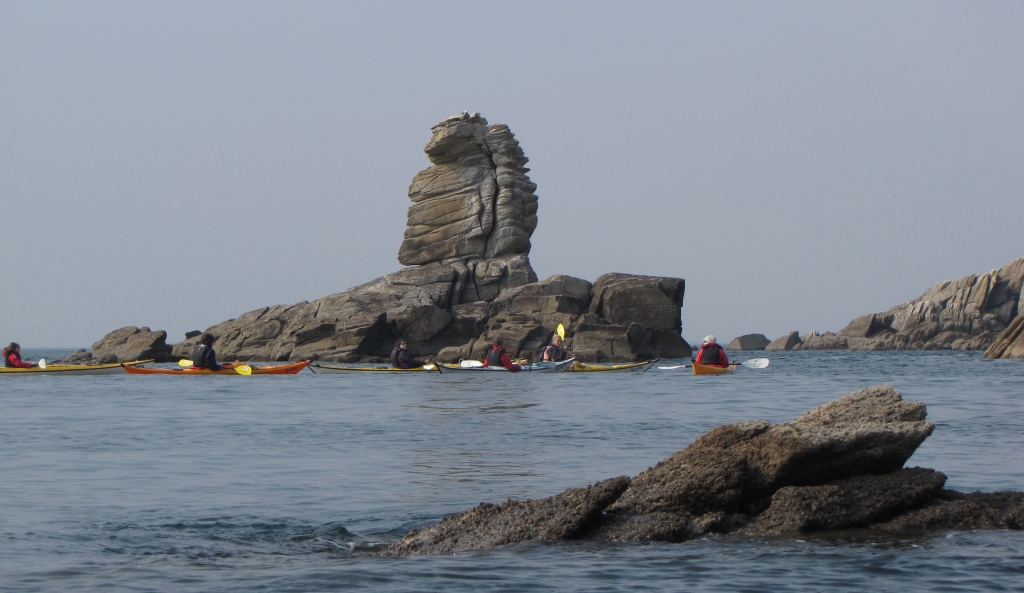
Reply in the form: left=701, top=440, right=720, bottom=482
left=2, top=350, right=1023, bottom=592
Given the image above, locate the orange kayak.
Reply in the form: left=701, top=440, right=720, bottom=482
left=692, top=361, right=736, bottom=375
left=123, top=361, right=311, bottom=375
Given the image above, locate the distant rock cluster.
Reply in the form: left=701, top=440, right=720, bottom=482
left=381, top=386, right=1024, bottom=557
left=727, top=257, right=1024, bottom=353
left=65, top=114, right=690, bottom=364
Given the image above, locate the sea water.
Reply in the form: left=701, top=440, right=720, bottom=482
left=1, top=350, right=1022, bottom=592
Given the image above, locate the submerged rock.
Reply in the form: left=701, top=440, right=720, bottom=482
left=381, top=385, right=1021, bottom=557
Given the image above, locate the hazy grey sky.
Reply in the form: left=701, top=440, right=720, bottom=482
left=2, top=1, right=1022, bottom=347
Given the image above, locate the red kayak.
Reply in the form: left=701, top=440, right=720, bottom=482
left=123, top=361, right=310, bottom=375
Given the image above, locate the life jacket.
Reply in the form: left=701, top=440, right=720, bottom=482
left=192, top=344, right=211, bottom=368
left=700, top=343, right=722, bottom=365
left=543, top=343, right=567, bottom=362
left=4, top=349, right=17, bottom=368
left=390, top=347, right=401, bottom=368
left=485, top=346, right=506, bottom=367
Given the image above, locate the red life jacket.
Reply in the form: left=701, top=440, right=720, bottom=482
left=699, top=343, right=724, bottom=366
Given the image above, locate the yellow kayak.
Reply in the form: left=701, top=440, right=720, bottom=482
left=567, top=360, right=657, bottom=372
left=692, top=361, right=736, bottom=375
left=0, top=360, right=153, bottom=376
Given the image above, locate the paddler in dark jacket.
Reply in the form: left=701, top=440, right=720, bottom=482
left=541, top=334, right=571, bottom=362
left=191, top=334, right=235, bottom=371
left=3, top=342, right=37, bottom=368
left=694, top=335, right=729, bottom=368
left=483, top=339, right=521, bottom=372
left=390, top=339, right=425, bottom=369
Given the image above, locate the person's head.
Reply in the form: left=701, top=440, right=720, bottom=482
left=200, top=334, right=215, bottom=346
left=703, top=335, right=717, bottom=345
left=4, top=342, right=19, bottom=355
left=395, top=339, right=407, bottom=349
left=551, top=334, right=563, bottom=346
left=492, top=339, right=503, bottom=348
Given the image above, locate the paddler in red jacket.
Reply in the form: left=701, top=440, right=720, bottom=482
left=483, top=339, right=521, bottom=372
left=694, top=335, right=729, bottom=368
left=3, top=342, right=37, bottom=368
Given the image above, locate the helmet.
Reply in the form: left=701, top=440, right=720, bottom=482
left=703, top=335, right=717, bottom=344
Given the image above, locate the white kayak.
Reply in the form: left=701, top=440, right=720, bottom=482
left=309, top=363, right=437, bottom=373
left=436, top=359, right=576, bottom=374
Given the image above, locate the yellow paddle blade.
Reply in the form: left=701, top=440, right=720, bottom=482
left=235, top=364, right=252, bottom=376
left=178, top=359, right=194, bottom=366
left=556, top=323, right=566, bottom=340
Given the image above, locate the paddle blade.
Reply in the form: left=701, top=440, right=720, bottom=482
left=556, top=323, right=566, bottom=340
left=423, top=363, right=435, bottom=370
left=740, top=358, right=770, bottom=369
left=178, top=359, right=194, bottom=367
left=235, top=364, right=252, bottom=376
left=657, top=365, right=689, bottom=370
left=38, top=359, right=46, bottom=369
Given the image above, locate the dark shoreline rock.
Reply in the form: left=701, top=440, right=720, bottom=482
left=380, top=385, right=1022, bottom=557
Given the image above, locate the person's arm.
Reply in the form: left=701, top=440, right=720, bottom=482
left=720, top=347, right=729, bottom=366
left=694, top=348, right=704, bottom=364
left=10, top=353, right=35, bottom=368
left=501, top=352, right=521, bottom=372
left=207, top=349, right=223, bottom=371
left=541, top=346, right=551, bottom=362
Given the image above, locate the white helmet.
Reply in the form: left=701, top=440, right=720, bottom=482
left=703, top=335, right=717, bottom=344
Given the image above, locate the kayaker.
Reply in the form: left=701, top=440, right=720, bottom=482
left=541, top=334, right=571, bottom=362
left=694, top=335, right=729, bottom=368
left=390, top=339, right=426, bottom=369
left=483, top=339, right=521, bottom=372
left=191, top=334, right=235, bottom=371
left=3, top=342, right=37, bottom=368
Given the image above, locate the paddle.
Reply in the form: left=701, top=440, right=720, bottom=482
left=38, top=359, right=46, bottom=369
left=556, top=323, right=566, bottom=340
left=178, top=359, right=194, bottom=366
left=658, top=358, right=770, bottom=370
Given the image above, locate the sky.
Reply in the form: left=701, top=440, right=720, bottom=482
left=1, top=1, right=1022, bottom=348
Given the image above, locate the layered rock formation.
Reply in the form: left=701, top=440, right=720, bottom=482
left=983, top=312, right=1024, bottom=359
left=398, top=112, right=538, bottom=266
left=789, top=257, right=1024, bottom=351
left=381, top=386, right=1023, bottom=557
left=70, top=114, right=690, bottom=363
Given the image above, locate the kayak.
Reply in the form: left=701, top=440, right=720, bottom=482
left=567, top=360, right=657, bottom=372
left=310, top=363, right=438, bottom=373
left=692, top=361, right=736, bottom=375
left=436, top=359, right=575, bottom=374
left=0, top=360, right=152, bottom=376
left=123, top=361, right=311, bottom=375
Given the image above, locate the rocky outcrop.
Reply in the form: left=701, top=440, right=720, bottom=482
left=799, top=257, right=1024, bottom=351
left=983, top=312, right=1024, bottom=359
left=398, top=112, right=538, bottom=266
left=58, top=326, right=173, bottom=364
left=379, top=477, right=630, bottom=557
left=728, top=334, right=770, bottom=350
left=382, top=385, right=1024, bottom=556
left=765, top=331, right=802, bottom=351
left=77, top=114, right=690, bottom=364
